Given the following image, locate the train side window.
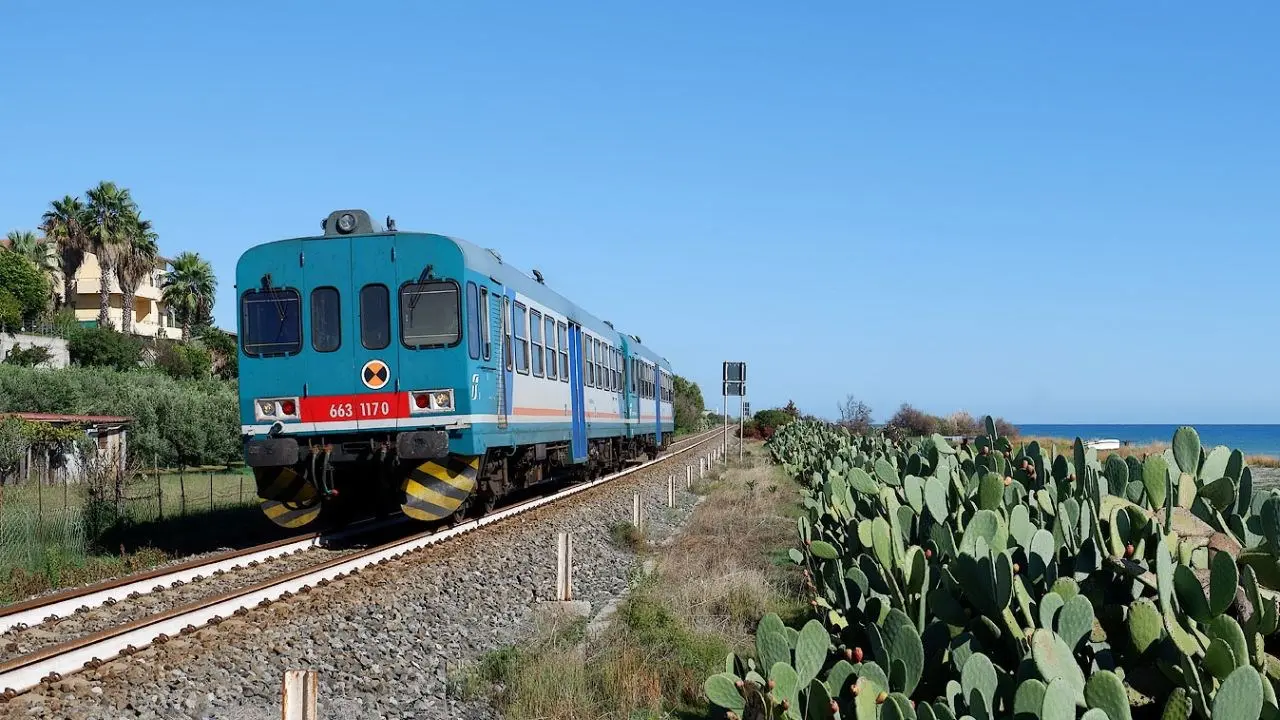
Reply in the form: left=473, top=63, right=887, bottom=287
left=310, top=287, right=341, bottom=353
left=359, top=284, right=390, bottom=350
left=242, top=288, right=302, bottom=357
left=530, top=309, right=544, bottom=377
left=513, top=302, right=529, bottom=374
left=480, top=287, right=491, bottom=361
left=593, top=340, right=602, bottom=388
left=615, top=350, right=622, bottom=393
left=611, top=348, right=619, bottom=392
left=465, top=282, right=480, bottom=360
left=544, top=317, right=557, bottom=380
left=542, top=316, right=558, bottom=379
left=503, top=297, right=513, bottom=371
left=557, top=323, right=568, bottom=381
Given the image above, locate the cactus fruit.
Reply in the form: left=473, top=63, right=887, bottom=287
left=876, top=691, right=888, bottom=704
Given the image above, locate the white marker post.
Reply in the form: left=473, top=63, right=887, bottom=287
left=282, top=669, right=318, bottom=720
left=686, top=465, right=692, bottom=488
left=556, top=532, right=574, bottom=601
left=632, top=493, right=643, bottom=531
left=667, top=475, right=675, bottom=508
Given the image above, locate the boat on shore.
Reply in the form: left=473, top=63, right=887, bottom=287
left=1084, top=438, right=1121, bottom=450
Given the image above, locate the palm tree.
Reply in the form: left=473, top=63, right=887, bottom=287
left=41, top=195, right=91, bottom=310
left=162, top=251, right=216, bottom=340
left=3, top=230, right=55, bottom=274
left=85, top=182, right=137, bottom=329
left=115, top=215, right=159, bottom=336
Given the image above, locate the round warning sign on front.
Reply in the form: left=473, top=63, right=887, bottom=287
left=361, top=359, right=390, bottom=390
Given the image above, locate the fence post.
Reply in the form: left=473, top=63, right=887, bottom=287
left=686, top=465, right=691, bottom=489
left=209, top=472, right=214, bottom=513
left=281, top=669, right=318, bottom=720
left=180, top=468, right=186, bottom=517
left=239, top=472, right=244, bottom=506
left=155, top=457, right=162, bottom=521
left=667, top=475, right=674, bottom=508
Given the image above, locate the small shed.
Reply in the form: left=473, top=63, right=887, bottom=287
left=2, top=412, right=133, bottom=484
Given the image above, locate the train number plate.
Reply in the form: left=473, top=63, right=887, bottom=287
left=301, top=393, right=403, bottom=422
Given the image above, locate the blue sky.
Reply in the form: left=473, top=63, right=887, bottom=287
left=2, top=2, right=1278, bottom=423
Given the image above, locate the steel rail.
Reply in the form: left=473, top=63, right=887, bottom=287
left=0, top=429, right=725, bottom=698
left=0, top=515, right=410, bottom=635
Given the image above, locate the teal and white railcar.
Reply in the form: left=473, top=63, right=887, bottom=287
left=237, top=210, right=674, bottom=528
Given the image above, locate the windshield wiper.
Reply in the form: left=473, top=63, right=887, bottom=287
left=407, top=265, right=433, bottom=313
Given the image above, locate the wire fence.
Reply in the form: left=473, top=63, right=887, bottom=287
left=0, top=466, right=258, bottom=574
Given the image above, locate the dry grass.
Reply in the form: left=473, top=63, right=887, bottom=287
left=1020, top=436, right=1280, bottom=468
left=460, top=442, right=801, bottom=719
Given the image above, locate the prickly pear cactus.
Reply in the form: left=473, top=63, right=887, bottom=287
left=706, top=420, right=1280, bottom=718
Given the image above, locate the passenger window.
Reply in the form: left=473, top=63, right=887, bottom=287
left=480, top=287, right=491, bottom=361
left=544, top=317, right=557, bottom=380
left=242, top=288, right=302, bottom=357
left=514, top=303, right=529, bottom=374
left=310, top=287, right=341, bottom=353
left=530, top=309, right=544, bottom=377
left=557, top=323, right=568, bottom=382
left=584, top=335, right=594, bottom=386
left=614, top=350, right=621, bottom=392
left=359, top=284, right=390, bottom=350
left=592, top=340, right=601, bottom=388
left=465, top=282, right=480, bottom=360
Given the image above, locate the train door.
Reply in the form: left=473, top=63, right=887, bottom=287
left=496, top=291, right=511, bottom=429
left=470, top=282, right=505, bottom=429
left=567, top=323, right=587, bottom=462
left=349, top=234, right=402, bottom=430
left=654, top=369, right=663, bottom=446
left=298, top=238, right=355, bottom=407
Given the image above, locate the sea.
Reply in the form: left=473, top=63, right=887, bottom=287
left=1016, top=425, right=1280, bottom=458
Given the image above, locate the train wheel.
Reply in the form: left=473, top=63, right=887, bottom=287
left=255, top=466, right=323, bottom=529
left=400, top=454, right=481, bottom=522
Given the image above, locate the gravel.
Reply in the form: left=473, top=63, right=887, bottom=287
left=2, top=435, right=727, bottom=720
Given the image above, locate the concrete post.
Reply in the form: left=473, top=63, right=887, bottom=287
left=686, top=465, right=692, bottom=488
left=632, top=493, right=643, bottom=531
left=281, top=669, right=318, bottom=720
left=555, top=532, right=573, bottom=601
left=667, top=475, right=675, bottom=508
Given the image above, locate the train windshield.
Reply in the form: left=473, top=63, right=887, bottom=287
left=400, top=281, right=460, bottom=348
left=241, top=289, right=302, bottom=356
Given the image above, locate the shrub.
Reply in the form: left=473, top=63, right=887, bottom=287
left=0, top=365, right=239, bottom=467
left=154, top=341, right=213, bottom=380
left=752, top=409, right=795, bottom=440
left=68, top=327, right=140, bottom=371
left=0, top=252, right=50, bottom=323
left=884, top=403, right=938, bottom=439
left=2, top=343, right=53, bottom=368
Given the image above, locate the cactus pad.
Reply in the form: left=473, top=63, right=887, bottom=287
left=1031, top=629, right=1085, bottom=698
left=794, top=619, right=827, bottom=688
left=1172, top=426, right=1201, bottom=477
left=1211, top=665, right=1264, bottom=720
left=1127, top=599, right=1163, bottom=655
left=703, top=673, right=745, bottom=712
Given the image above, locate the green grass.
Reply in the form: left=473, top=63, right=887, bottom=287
left=0, top=467, right=261, bottom=604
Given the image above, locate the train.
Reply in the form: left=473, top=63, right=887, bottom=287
left=236, top=209, right=676, bottom=528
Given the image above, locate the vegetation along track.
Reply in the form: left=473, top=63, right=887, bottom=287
left=0, top=428, right=725, bottom=700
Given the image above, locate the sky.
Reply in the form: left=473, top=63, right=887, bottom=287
left=2, top=2, right=1278, bottom=424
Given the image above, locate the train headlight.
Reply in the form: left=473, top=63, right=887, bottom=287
left=255, top=397, right=301, bottom=421
left=336, top=212, right=357, bottom=234
left=409, top=389, right=455, bottom=414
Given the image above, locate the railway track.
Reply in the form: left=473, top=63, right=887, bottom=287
left=0, top=428, right=726, bottom=700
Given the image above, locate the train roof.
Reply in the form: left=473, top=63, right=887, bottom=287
left=250, top=211, right=668, bottom=366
